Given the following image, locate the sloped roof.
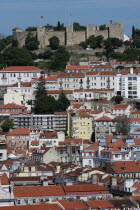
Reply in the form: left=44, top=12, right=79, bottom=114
left=13, top=186, right=65, bottom=197
left=0, top=103, right=26, bottom=109
left=1, top=66, right=42, bottom=72
left=7, top=128, right=30, bottom=135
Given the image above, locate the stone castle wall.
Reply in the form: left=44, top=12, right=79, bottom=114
left=13, top=22, right=124, bottom=48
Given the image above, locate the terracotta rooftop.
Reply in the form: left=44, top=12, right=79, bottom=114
left=113, top=104, right=129, bottom=109
left=0, top=103, right=26, bottom=109
left=1, top=66, right=42, bottom=72
left=58, top=199, right=88, bottom=210
left=12, top=82, right=31, bottom=87
left=66, top=65, right=90, bottom=70
left=40, top=132, right=58, bottom=139
left=0, top=173, right=9, bottom=185
left=63, top=184, right=109, bottom=193
left=13, top=186, right=65, bottom=197
left=96, top=116, right=114, bottom=121
left=79, top=111, right=91, bottom=117
left=0, top=204, right=62, bottom=210
left=86, top=200, right=113, bottom=209
left=7, top=128, right=30, bottom=135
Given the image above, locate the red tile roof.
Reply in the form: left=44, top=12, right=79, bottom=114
left=66, top=65, right=90, bottom=70
left=96, top=116, right=114, bottom=121
left=0, top=204, right=62, bottom=210
left=58, top=73, right=85, bottom=78
left=58, top=199, right=88, bottom=210
left=113, top=104, right=129, bottom=109
left=63, top=184, right=109, bottom=193
left=12, top=82, right=31, bottom=87
left=0, top=103, right=26, bottom=109
left=13, top=186, right=65, bottom=197
left=0, top=173, right=9, bottom=185
left=79, top=111, right=91, bottom=117
left=1, top=66, right=42, bottom=72
left=31, top=140, right=39, bottom=145
left=86, top=200, right=113, bottom=209
left=33, top=76, right=57, bottom=81
left=90, top=110, right=103, bottom=114
left=7, top=128, right=30, bottom=135
left=40, top=132, right=58, bottom=139
left=84, top=142, right=99, bottom=151
left=65, top=138, right=82, bottom=144
left=107, top=160, right=140, bottom=173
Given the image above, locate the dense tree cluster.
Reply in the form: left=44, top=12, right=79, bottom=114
left=47, top=47, right=70, bottom=71
left=115, top=116, right=130, bottom=135
left=80, top=35, right=104, bottom=49
left=25, top=27, right=37, bottom=31
left=0, top=47, right=33, bottom=67
left=73, top=22, right=86, bottom=31
left=0, top=35, right=12, bottom=52
left=25, top=33, right=39, bottom=51
left=111, top=95, right=123, bottom=104
left=49, top=36, right=60, bottom=50
left=1, top=120, right=13, bottom=132
left=33, top=76, right=70, bottom=114
left=54, top=21, right=65, bottom=31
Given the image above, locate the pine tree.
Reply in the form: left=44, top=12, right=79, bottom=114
left=57, top=91, right=70, bottom=111
left=36, top=75, right=46, bottom=98
left=132, top=26, right=136, bottom=39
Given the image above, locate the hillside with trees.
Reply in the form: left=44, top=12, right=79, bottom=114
left=1, top=23, right=140, bottom=71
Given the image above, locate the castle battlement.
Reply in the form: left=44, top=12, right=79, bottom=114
left=13, top=21, right=124, bottom=48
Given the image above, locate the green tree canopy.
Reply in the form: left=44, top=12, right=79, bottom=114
left=57, top=91, right=70, bottom=111
left=48, top=47, right=70, bottom=71
left=36, top=75, right=46, bottom=98
left=104, top=38, right=123, bottom=49
left=0, top=35, right=12, bottom=52
left=1, top=120, right=13, bottom=132
left=132, top=26, right=136, bottom=39
left=2, top=47, right=33, bottom=66
left=73, top=22, right=86, bottom=31
left=33, top=95, right=57, bottom=114
left=38, top=50, right=53, bottom=59
left=99, top=24, right=107, bottom=30
left=49, top=36, right=60, bottom=50
left=115, top=116, right=130, bottom=135
left=54, top=21, right=65, bottom=31
left=25, top=33, right=39, bottom=51
left=111, top=95, right=123, bottom=104
left=25, top=27, right=37, bottom=31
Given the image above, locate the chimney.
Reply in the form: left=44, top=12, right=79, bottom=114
left=130, top=68, right=133, bottom=75
left=92, top=174, right=98, bottom=184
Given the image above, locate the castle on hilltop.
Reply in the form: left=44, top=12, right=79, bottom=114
left=13, top=21, right=124, bottom=48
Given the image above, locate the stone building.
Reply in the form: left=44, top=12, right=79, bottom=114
left=13, top=21, right=124, bottom=48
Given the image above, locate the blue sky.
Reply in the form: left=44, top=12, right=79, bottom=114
left=0, top=0, right=139, bottom=36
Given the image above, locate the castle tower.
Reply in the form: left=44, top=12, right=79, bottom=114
left=86, top=25, right=96, bottom=40
left=66, top=25, right=73, bottom=46
left=37, top=27, right=46, bottom=48
left=107, top=21, right=124, bottom=40
left=12, top=27, right=28, bottom=47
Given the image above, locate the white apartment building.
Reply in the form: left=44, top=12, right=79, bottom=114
left=73, top=89, right=115, bottom=101
left=32, top=76, right=58, bottom=90
left=4, top=82, right=33, bottom=110
left=85, top=71, right=116, bottom=89
left=112, top=104, right=132, bottom=117
left=0, top=66, right=43, bottom=86
left=57, top=73, right=85, bottom=90
left=115, top=68, right=140, bottom=99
